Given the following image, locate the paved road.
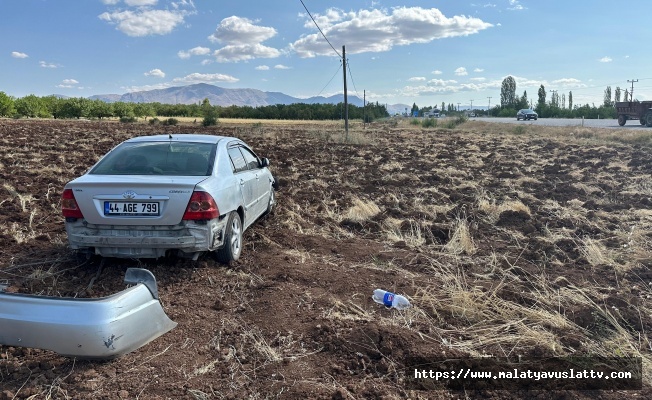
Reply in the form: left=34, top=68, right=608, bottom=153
left=473, top=117, right=650, bottom=130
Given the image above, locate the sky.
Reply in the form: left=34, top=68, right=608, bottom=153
left=1, top=0, right=651, bottom=110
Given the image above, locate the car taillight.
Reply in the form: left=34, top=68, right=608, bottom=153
left=61, top=189, right=84, bottom=219
left=183, top=191, right=219, bottom=220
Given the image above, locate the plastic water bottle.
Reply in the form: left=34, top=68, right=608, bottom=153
left=372, top=289, right=410, bottom=310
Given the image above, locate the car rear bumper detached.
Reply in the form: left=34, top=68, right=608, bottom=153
left=65, top=217, right=228, bottom=259
left=0, top=268, right=176, bottom=359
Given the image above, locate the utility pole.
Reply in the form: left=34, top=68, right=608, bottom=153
left=487, top=96, right=492, bottom=117
left=363, top=89, right=366, bottom=130
left=342, top=45, right=348, bottom=138
left=457, top=103, right=461, bottom=112
left=628, top=79, right=638, bottom=101
left=470, top=99, right=474, bottom=112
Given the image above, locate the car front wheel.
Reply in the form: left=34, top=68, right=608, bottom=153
left=215, top=212, right=242, bottom=264
left=263, top=187, right=276, bottom=216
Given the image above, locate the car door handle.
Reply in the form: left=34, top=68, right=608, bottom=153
left=255, top=174, right=259, bottom=180
left=240, top=179, right=245, bottom=186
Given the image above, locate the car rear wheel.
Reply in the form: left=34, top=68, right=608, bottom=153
left=215, top=212, right=242, bottom=264
left=618, top=114, right=627, bottom=126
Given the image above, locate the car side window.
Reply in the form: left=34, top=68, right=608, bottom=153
left=228, top=147, right=247, bottom=173
left=240, top=147, right=261, bottom=170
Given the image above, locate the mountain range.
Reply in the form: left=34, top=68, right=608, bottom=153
left=86, top=83, right=409, bottom=115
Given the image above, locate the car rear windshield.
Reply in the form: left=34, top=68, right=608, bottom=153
left=90, top=141, right=216, bottom=176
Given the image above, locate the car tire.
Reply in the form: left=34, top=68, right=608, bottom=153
left=215, top=212, right=242, bottom=264
left=263, top=187, right=276, bottom=216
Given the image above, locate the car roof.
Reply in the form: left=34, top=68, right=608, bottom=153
left=125, top=134, right=232, bottom=144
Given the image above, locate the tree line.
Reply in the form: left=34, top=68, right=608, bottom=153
left=494, top=75, right=626, bottom=119
left=0, top=92, right=389, bottom=122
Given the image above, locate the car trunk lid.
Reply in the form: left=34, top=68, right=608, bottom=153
left=66, top=175, right=206, bottom=225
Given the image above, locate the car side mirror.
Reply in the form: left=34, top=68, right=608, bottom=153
left=261, top=158, right=270, bottom=168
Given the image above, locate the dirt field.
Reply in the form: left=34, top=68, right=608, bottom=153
left=0, top=118, right=651, bottom=399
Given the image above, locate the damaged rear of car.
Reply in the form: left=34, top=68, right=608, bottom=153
left=61, top=134, right=277, bottom=262
left=0, top=268, right=176, bottom=359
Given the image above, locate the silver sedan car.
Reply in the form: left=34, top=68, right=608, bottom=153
left=61, top=134, right=277, bottom=262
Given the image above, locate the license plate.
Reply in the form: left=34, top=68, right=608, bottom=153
left=104, top=201, right=160, bottom=216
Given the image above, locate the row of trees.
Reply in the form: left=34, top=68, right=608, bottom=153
left=496, top=76, right=621, bottom=119
left=0, top=92, right=389, bottom=122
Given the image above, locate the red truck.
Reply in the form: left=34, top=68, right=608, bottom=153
left=615, top=101, right=652, bottom=126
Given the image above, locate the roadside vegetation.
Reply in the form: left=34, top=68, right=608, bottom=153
left=411, top=76, right=629, bottom=120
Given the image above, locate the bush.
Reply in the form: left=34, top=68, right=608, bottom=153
left=149, top=117, right=160, bottom=125
left=119, top=116, right=137, bottom=123
left=162, top=118, right=178, bottom=126
left=512, top=125, right=527, bottom=135
left=202, top=115, right=218, bottom=126
left=422, top=118, right=438, bottom=128
left=443, top=114, right=468, bottom=129
left=410, top=118, right=421, bottom=126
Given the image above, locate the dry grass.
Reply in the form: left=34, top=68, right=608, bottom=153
left=443, top=217, right=476, bottom=255
left=477, top=195, right=531, bottom=223
left=344, top=197, right=380, bottom=222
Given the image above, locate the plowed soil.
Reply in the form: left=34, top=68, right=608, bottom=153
left=1, top=119, right=651, bottom=399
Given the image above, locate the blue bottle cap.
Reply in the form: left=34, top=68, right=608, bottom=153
left=383, top=292, right=394, bottom=307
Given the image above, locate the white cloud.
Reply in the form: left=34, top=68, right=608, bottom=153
left=62, top=79, right=79, bottom=85
left=508, top=0, right=525, bottom=10
left=599, top=56, right=612, bottom=63
left=178, top=46, right=211, bottom=59
left=101, top=0, right=120, bottom=4
left=207, top=16, right=281, bottom=62
left=402, top=79, right=502, bottom=97
left=123, top=83, right=170, bottom=92
left=552, top=78, right=586, bottom=88
left=432, top=70, right=443, bottom=75
left=144, top=68, right=165, bottom=78
left=39, top=61, right=60, bottom=68
left=408, top=77, right=426, bottom=82
left=98, top=8, right=189, bottom=36
left=255, top=65, right=270, bottom=70
left=209, top=16, right=277, bottom=45
left=124, top=72, right=239, bottom=93
left=11, top=51, right=28, bottom=58
left=454, top=67, right=468, bottom=76
left=291, top=7, right=493, bottom=57
left=125, top=0, right=158, bottom=6
left=428, top=79, right=458, bottom=86
left=473, top=68, right=484, bottom=72
left=200, top=59, right=213, bottom=66
left=171, top=72, right=239, bottom=84
left=213, top=44, right=281, bottom=63
left=470, top=77, right=486, bottom=81
left=274, top=64, right=290, bottom=70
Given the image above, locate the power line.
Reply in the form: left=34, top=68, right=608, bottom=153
left=316, top=61, right=342, bottom=97
left=346, top=61, right=360, bottom=98
left=299, top=0, right=342, bottom=59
